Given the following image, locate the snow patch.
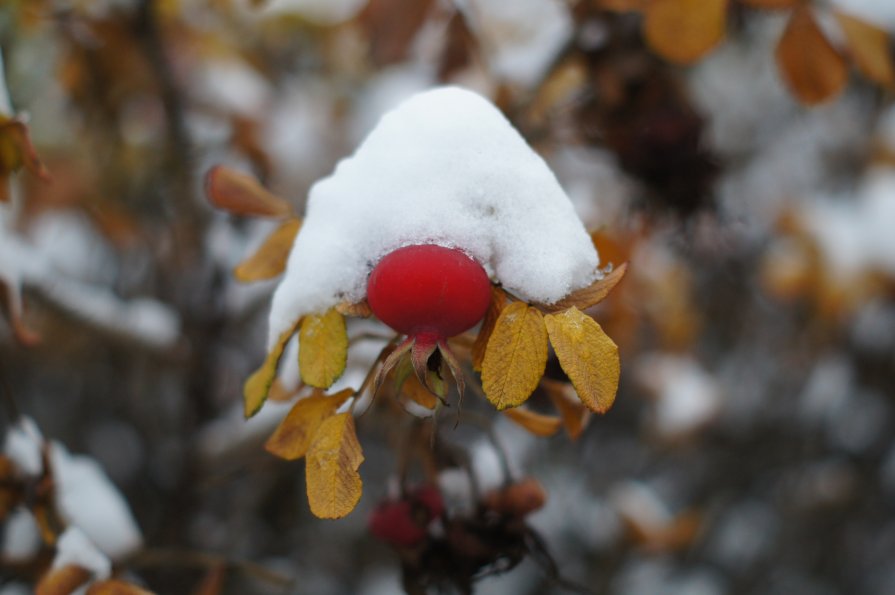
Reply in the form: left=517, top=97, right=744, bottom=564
left=258, top=0, right=367, bottom=25
left=268, top=87, right=598, bottom=347
left=50, top=527, right=111, bottom=581
left=3, top=416, right=44, bottom=477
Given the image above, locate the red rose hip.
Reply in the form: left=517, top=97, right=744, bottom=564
left=367, top=244, right=491, bottom=339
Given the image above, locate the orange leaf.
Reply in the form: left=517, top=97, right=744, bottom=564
left=36, top=565, right=92, bottom=595
left=234, top=218, right=301, bottom=282
left=86, top=579, right=155, bottom=594
left=544, top=308, right=620, bottom=414
left=542, top=379, right=592, bottom=440
left=540, top=263, right=627, bottom=313
left=471, top=286, right=506, bottom=372
left=204, top=166, right=291, bottom=217
left=265, top=389, right=353, bottom=460
left=835, top=11, right=895, bottom=87
left=502, top=407, right=562, bottom=437
left=305, top=413, right=364, bottom=519
left=738, top=0, right=798, bottom=8
left=481, top=302, right=548, bottom=410
left=299, top=309, right=348, bottom=389
left=644, top=0, right=727, bottom=64
left=0, top=115, right=50, bottom=202
left=335, top=300, right=373, bottom=318
left=243, top=320, right=301, bottom=418
left=775, top=7, right=849, bottom=105
left=400, top=372, right=439, bottom=409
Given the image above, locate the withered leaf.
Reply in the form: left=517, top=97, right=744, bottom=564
left=540, top=263, right=627, bottom=313
left=234, top=218, right=301, bottom=283
left=35, top=565, right=92, bottom=595
left=0, top=115, right=50, bottom=203
left=739, top=0, right=798, bottom=8
left=835, top=11, right=895, bottom=87
left=775, top=7, right=848, bottom=105
left=472, top=287, right=506, bottom=372
left=502, top=406, right=562, bottom=437
left=542, top=379, right=592, bottom=440
left=299, top=309, right=348, bottom=389
left=265, top=389, right=353, bottom=460
left=244, top=320, right=300, bottom=418
left=86, top=579, right=155, bottom=594
left=481, top=302, right=548, bottom=410
left=483, top=477, right=547, bottom=517
left=643, top=0, right=727, bottom=65
left=204, top=165, right=291, bottom=218
left=544, top=308, right=620, bottom=414
left=400, top=370, right=439, bottom=409
left=306, top=412, right=364, bottom=519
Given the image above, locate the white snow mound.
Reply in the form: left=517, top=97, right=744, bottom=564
left=268, top=86, right=598, bottom=347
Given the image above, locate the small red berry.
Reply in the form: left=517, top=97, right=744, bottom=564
left=367, top=244, right=491, bottom=339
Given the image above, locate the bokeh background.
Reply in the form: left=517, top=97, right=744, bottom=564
left=2, top=0, right=895, bottom=593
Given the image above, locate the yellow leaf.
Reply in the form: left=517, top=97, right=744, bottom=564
left=481, top=302, right=548, bottom=410
left=335, top=300, right=373, bottom=318
left=204, top=165, right=292, bottom=217
left=542, top=379, right=592, bottom=440
left=540, top=263, right=627, bottom=313
left=775, top=7, right=848, bottom=105
left=86, top=579, right=155, bottom=594
left=644, top=0, right=726, bottom=65
left=503, top=407, right=562, bottom=437
left=835, top=11, right=895, bottom=87
left=36, top=565, right=92, bottom=595
left=305, top=413, right=364, bottom=519
left=234, top=218, right=301, bottom=282
left=299, top=309, right=348, bottom=389
left=265, top=389, right=353, bottom=460
left=544, top=308, right=620, bottom=414
left=243, top=320, right=300, bottom=418
left=472, top=287, right=506, bottom=372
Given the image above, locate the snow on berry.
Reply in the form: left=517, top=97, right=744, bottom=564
left=267, top=86, right=599, bottom=351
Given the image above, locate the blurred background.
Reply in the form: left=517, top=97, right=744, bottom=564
left=1, top=0, right=895, bottom=593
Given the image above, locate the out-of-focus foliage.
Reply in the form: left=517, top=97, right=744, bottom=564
left=2, top=0, right=895, bottom=593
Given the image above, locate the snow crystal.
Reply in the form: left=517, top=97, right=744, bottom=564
left=3, top=416, right=44, bottom=477
left=51, top=442, right=143, bottom=559
left=268, top=87, right=598, bottom=347
left=457, top=0, right=573, bottom=88
left=51, top=527, right=111, bottom=581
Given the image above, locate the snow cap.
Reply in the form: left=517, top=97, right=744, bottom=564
left=268, top=86, right=598, bottom=347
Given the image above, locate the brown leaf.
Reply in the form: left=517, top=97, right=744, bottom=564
left=36, top=565, right=92, bottom=595
left=482, top=477, right=547, bottom=517
left=738, top=0, right=798, bottom=8
left=835, top=11, right=895, bottom=87
left=0, top=455, right=23, bottom=521
left=265, top=389, right=353, bottom=460
left=472, top=287, right=506, bottom=372
left=86, top=579, right=155, bottom=594
left=542, top=379, right=592, bottom=440
left=540, top=263, right=627, bottom=313
left=544, top=308, right=620, bottom=414
left=502, top=407, right=562, bottom=437
left=643, top=0, right=727, bottom=65
left=775, top=7, right=849, bottom=105
left=191, top=566, right=226, bottom=595
left=0, top=115, right=51, bottom=202
left=481, top=302, right=548, bottom=410
left=234, top=218, right=301, bottom=282
left=306, top=413, right=364, bottom=519
left=299, top=309, right=348, bottom=389
left=204, top=166, right=291, bottom=218
left=243, top=320, right=301, bottom=418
